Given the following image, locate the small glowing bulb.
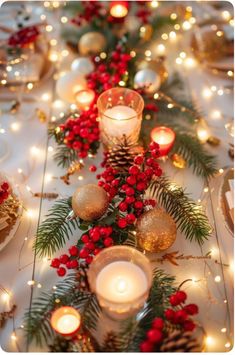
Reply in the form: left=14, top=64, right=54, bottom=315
left=174, top=24, right=180, bottom=30
left=221, top=328, right=227, bottom=333
left=185, top=58, right=196, bottom=67
left=176, top=57, right=183, bottom=64
left=205, top=336, right=214, bottom=346
left=154, top=93, right=159, bottom=99
left=217, top=89, right=224, bottom=96
left=211, top=85, right=217, bottom=92
left=180, top=51, right=186, bottom=58
left=225, top=342, right=231, bottom=348
left=46, top=25, right=53, bottom=32
left=1, top=79, right=7, bottom=85
left=186, top=6, right=192, bottom=12
left=169, top=31, right=177, bottom=40
left=11, top=122, right=20, bottom=131
left=53, top=286, right=57, bottom=290
left=40, top=14, right=46, bottom=21
left=170, top=13, right=177, bottom=20
left=100, top=52, right=107, bottom=59
left=119, top=80, right=125, bottom=87
left=53, top=100, right=64, bottom=109
left=130, top=50, right=136, bottom=58
left=26, top=186, right=31, bottom=192
left=216, top=30, right=223, bottom=37
left=49, top=52, right=59, bottom=62
left=78, top=176, right=84, bottom=181
left=151, top=0, right=159, bottom=8
left=26, top=209, right=34, bottom=218
left=11, top=334, right=17, bottom=341
left=227, top=70, right=234, bottom=77
left=219, top=168, right=224, bottom=174
left=189, top=17, right=196, bottom=24
left=6, top=65, right=12, bottom=72
left=202, top=88, right=212, bottom=98
left=0, top=128, right=5, bottom=134
left=210, top=110, right=221, bottom=120
left=161, top=33, right=168, bottom=40
left=17, top=168, right=23, bottom=174
left=42, top=93, right=51, bottom=101
left=30, top=146, right=40, bottom=156
left=37, top=283, right=42, bottom=289
left=61, top=16, right=68, bottom=23
left=145, top=50, right=152, bottom=57
left=1, top=293, right=10, bottom=302
left=27, top=280, right=35, bottom=286
left=27, top=82, right=33, bottom=90
left=48, top=146, right=54, bottom=152
left=204, top=187, right=209, bottom=192
left=214, top=275, right=221, bottom=282
left=167, top=103, right=174, bottom=109
left=229, top=19, right=234, bottom=26
left=182, top=21, right=191, bottom=30
left=156, top=44, right=165, bottom=55
left=222, top=11, right=231, bottom=20
left=61, top=49, right=69, bottom=57
left=50, top=39, right=57, bottom=46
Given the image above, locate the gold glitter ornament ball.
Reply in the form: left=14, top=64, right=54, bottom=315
left=136, top=208, right=177, bottom=253
left=72, top=184, right=109, bottom=221
left=78, top=32, right=106, bottom=55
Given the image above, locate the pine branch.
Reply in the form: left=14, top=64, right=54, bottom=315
left=172, top=132, right=217, bottom=179
left=149, top=175, right=211, bottom=245
left=53, top=145, right=78, bottom=168
left=34, top=198, right=80, bottom=257
left=24, top=274, right=100, bottom=347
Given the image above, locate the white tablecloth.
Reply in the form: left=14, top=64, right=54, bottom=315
left=0, top=2, right=233, bottom=353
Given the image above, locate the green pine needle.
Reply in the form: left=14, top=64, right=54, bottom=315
left=53, top=145, right=78, bottom=168
left=149, top=175, right=212, bottom=245
left=34, top=198, right=80, bottom=257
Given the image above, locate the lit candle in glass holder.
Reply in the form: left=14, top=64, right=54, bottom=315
left=87, top=246, right=152, bottom=320
left=97, top=87, right=144, bottom=148
left=75, top=89, right=95, bottom=110
left=51, top=306, right=81, bottom=336
left=150, top=126, right=176, bottom=156
left=110, top=1, right=128, bottom=18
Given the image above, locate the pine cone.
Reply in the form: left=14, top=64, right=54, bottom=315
left=106, top=136, right=143, bottom=172
left=102, top=331, right=121, bottom=352
left=48, top=336, right=70, bottom=352
left=160, top=330, right=202, bottom=352
left=76, top=264, right=90, bottom=292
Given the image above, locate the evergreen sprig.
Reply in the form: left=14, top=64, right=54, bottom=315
left=172, top=132, right=218, bottom=179
left=24, top=273, right=100, bottom=347
left=149, top=175, right=212, bottom=245
left=34, top=198, right=80, bottom=257
left=53, top=144, right=78, bottom=168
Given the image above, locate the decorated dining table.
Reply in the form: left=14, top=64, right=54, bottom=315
left=0, top=1, right=234, bottom=353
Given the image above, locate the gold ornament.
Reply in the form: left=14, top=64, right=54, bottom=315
left=136, top=208, right=177, bottom=253
left=137, top=58, right=168, bottom=87
left=139, top=24, right=153, bottom=41
left=35, top=108, right=47, bottom=123
left=72, top=184, right=109, bottom=221
left=60, top=161, right=84, bottom=185
left=207, top=136, right=220, bottom=146
left=78, top=32, right=106, bottom=55
left=171, top=153, right=186, bottom=169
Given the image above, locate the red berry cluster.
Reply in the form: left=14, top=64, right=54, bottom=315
left=140, top=291, right=199, bottom=352
left=140, top=317, right=164, bottom=352
left=8, top=25, right=40, bottom=47
left=135, top=7, right=151, bottom=24
left=51, top=225, right=114, bottom=277
left=59, top=105, right=100, bottom=159
left=165, top=290, right=198, bottom=331
left=87, top=45, right=132, bottom=92
left=71, top=2, right=104, bottom=27
left=0, top=182, right=10, bottom=205
left=98, top=142, right=162, bottom=228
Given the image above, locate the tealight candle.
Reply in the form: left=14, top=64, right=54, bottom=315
left=75, top=89, right=95, bottom=110
left=51, top=306, right=81, bottom=336
left=97, top=87, right=144, bottom=148
left=110, top=1, right=128, bottom=18
left=150, top=126, right=176, bottom=156
left=88, top=246, right=152, bottom=319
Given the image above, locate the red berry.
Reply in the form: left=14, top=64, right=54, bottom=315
left=128, top=166, right=140, bottom=175
left=117, top=218, right=127, bottom=228
left=57, top=267, right=66, bottom=277
left=150, top=141, right=159, bottom=150
left=136, top=182, right=146, bottom=191
left=183, top=320, right=196, bottom=331
left=125, top=196, right=135, bottom=204
left=119, top=202, right=128, bottom=212
left=140, top=340, right=154, bottom=352
left=86, top=242, right=95, bottom=251
left=1, top=182, right=9, bottom=191
left=90, top=230, right=100, bottom=242
left=125, top=187, right=135, bottom=196
left=112, top=179, right=120, bottom=187
left=134, top=155, right=144, bottom=165
left=89, top=165, right=97, bottom=172
left=146, top=158, right=154, bottom=166
left=183, top=304, right=199, bottom=315
left=134, top=200, right=143, bottom=209
left=126, top=213, right=136, bottom=224
left=70, top=259, right=79, bottom=269
left=59, top=254, right=69, bottom=264
left=69, top=245, right=79, bottom=256
left=165, top=308, right=175, bottom=320
left=174, top=310, right=188, bottom=324
left=169, top=294, right=180, bottom=306
left=175, top=291, right=187, bottom=303
left=94, top=248, right=101, bottom=255
left=152, top=317, right=164, bottom=330
left=81, top=234, right=90, bottom=243
left=103, top=237, right=113, bottom=247
left=147, top=329, right=163, bottom=343
left=126, top=176, right=136, bottom=185
left=86, top=255, right=93, bottom=264
left=79, top=248, right=89, bottom=259
left=51, top=258, right=60, bottom=268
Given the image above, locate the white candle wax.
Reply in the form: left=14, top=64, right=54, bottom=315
left=56, top=314, right=80, bottom=335
left=96, top=261, right=148, bottom=303
left=102, top=105, right=138, bottom=138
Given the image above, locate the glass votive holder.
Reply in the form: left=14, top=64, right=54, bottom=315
left=50, top=306, right=81, bottom=337
left=150, top=126, right=176, bottom=157
left=97, top=87, right=144, bottom=149
left=87, top=245, right=152, bottom=320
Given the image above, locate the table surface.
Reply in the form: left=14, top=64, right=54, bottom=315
left=0, top=2, right=234, bottom=353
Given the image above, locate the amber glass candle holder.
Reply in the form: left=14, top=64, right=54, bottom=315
left=51, top=306, right=81, bottom=337
left=97, top=87, right=144, bottom=149
left=87, top=246, right=152, bottom=320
